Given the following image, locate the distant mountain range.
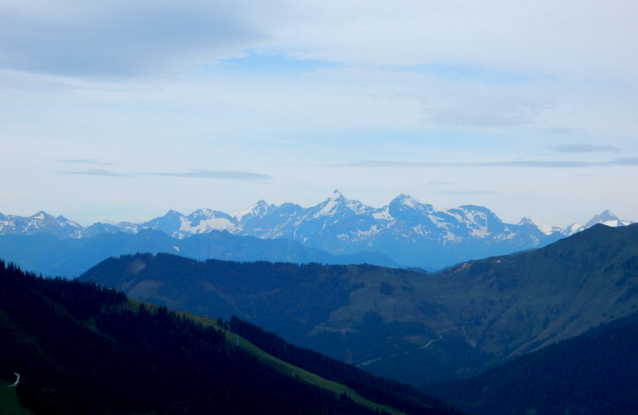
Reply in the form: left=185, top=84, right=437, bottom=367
left=1, top=191, right=633, bottom=268
left=0, top=229, right=398, bottom=278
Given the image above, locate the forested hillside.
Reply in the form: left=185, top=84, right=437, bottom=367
left=423, top=313, right=638, bottom=414
left=81, top=224, right=638, bottom=386
left=0, top=259, right=459, bottom=415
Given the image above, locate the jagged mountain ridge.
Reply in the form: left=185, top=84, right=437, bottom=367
left=0, top=211, right=83, bottom=239
left=1, top=191, right=633, bottom=268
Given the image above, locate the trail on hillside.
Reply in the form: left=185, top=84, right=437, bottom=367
left=356, top=328, right=456, bottom=368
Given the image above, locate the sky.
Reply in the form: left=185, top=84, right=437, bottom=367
left=1, top=0, right=637, bottom=227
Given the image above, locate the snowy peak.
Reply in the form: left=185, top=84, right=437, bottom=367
left=0, top=211, right=84, bottom=239
left=175, top=209, right=236, bottom=238
left=390, top=194, right=433, bottom=212
left=164, top=210, right=185, bottom=219
left=231, top=200, right=277, bottom=223
left=585, top=210, right=632, bottom=229
left=517, top=217, right=561, bottom=236
left=310, top=190, right=370, bottom=218
left=387, top=194, right=433, bottom=224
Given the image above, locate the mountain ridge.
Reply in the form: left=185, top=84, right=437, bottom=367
left=1, top=191, right=633, bottom=268
left=0, top=228, right=399, bottom=278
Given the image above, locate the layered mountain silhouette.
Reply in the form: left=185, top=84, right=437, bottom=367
left=0, top=229, right=398, bottom=278
left=81, top=223, right=638, bottom=386
left=1, top=191, right=632, bottom=269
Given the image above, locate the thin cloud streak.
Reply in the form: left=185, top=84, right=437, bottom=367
left=551, top=144, right=621, bottom=153
left=58, top=159, right=115, bottom=165
left=60, top=169, right=132, bottom=177
left=149, top=170, right=272, bottom=181
left=607, top=157, right=638, bottom=166
left=338, top=157, right=638, bottom=169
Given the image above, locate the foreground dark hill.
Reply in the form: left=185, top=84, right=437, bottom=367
left=0, top=228, right=398, bottom=278
left=423, top=313, right=638, bottom=414
left=80, top=224, right=638, bottom=386
left=0, top=260, right=457, bottom=415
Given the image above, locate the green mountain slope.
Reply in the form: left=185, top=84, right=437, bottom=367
left=0, top=260, right=456, bottom=415
left=80, top=224, right=638, bottom=386
left=423, top=313, right=638, bottom=414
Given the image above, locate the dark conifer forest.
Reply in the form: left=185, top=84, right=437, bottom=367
left=423, top=313, right=638, bottom=414
left=0, top=259, right=460, bottom=415
left=227, top=316, right=455, bottom=415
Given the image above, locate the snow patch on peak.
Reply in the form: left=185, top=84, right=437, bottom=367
left=562, top=223, right=583, bottom=236
left=315, top=199, right=339, bottom=217
left=231, top=200, right=272, bottom=222
left=344, top=199, right=368, bottom=215
left=311, top=191, right=370, bottom=217
left=33, top=211, right=48, bottom=219
left=397, top=194, right=418, bottom=208
left=329, top=189, right=347, bottom=201
left=372, top=206, right=393, bottom=221
left=518, top=217, right=555, bottom=235
left=391, top=194, right=431, bottom=211
left=178, top=217, right=235, bottom=234
left=192, top=208, right=216, bottom=217
left=585, top=210, right=631, bottom=229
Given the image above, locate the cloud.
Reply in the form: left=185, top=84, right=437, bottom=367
left=58, top=159, right=115, bottom=165
left=339, top=160, right=598, bottom=168
left=607, top=157, right=638, bottom=166
left=59, top=168, right=274, bottom=180
left=480, top=160, right=597, bottom=168
left=2, top=1, right=637, bottom=83
left=339, top=157, right=638, bottom=169
left=551, top=144, right=621, bottom=153
left=0, top=1, right=261, bottom=77
left=149, top=170, right=272, bottom=181
left=60, top=169, right=132, bottom=177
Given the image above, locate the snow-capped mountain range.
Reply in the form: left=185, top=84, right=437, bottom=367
left=1, top=191, right=633, bottom=269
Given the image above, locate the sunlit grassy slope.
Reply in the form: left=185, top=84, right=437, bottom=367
left=124, top=299, right=403, bottom=415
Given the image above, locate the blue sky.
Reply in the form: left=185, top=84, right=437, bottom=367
left=1, top=0, right=637, bottom=227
